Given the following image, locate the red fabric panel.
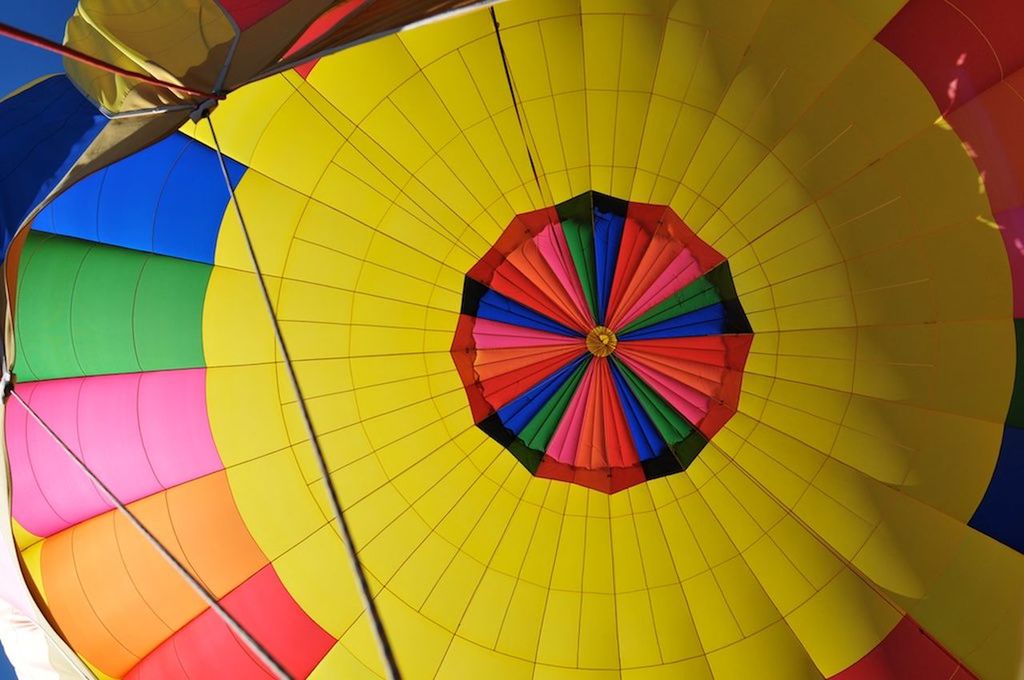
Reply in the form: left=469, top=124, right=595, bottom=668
left=878, top=5, right=1024, bottom=309
left=474, top=344, right=586, bottom=411
left=830, top=616, right=977, bottom=680
left=628, top=201, right=723, bottom=273
left=945, top=69, right=1024, bottom=214
left=125, top=565, right=335, bottom=679
left=284, top=1, right=372, bottom=79
left=219, top=0, right=292, bottom=31
left=876, top=0, right=1024, bottom=112
left=467, top=210, right=559, bottom=285
left=535, top=457, right=646, bottom=494
left=450, top=314, right=492, bottom=421
left=576, top=359, right=639, bottom=469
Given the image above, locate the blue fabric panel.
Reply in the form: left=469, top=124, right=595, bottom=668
left=610, top=360, right=663, bottom=461
left=619, top=303, right=728, bottom=340
left=477, top=288, right=581, bottom=337
left=969, top=426, right=1024, bottom=553
left=498, top=354, right=589, bottom=433
left=35, top=132, right=246, bottom=264
left=0, top=76, right=106, bottom=255
left=593, top=207, right=623, bottom=324
left=153, top=137, right=246, bottom=261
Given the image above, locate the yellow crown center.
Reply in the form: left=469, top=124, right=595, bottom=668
left=586, top=326, right=618, bottom=357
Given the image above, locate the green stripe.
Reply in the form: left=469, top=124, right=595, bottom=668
left=518, top=358, right=590, bottom=451
left=15, top=233, right=209, bottom=382
left=562, top=218, right=599, bottom=322
left=620, top=261, right=751, bottom=335
left=612, top=356, right=695, bottom=445
left=620, top=274, right=721, bottom=334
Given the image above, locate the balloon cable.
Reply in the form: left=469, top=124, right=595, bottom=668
left=489, top=7, right=544, bottom=198
left=0, top=22, right=219, bottom=101
left=205, top=116, right=402, bottom=680
left=8, top=390, right=292, bottom=680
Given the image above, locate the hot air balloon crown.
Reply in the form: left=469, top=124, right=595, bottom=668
left=452, top=191, right=754, bottom=493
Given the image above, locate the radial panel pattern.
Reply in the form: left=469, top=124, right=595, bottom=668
left=452, top=191, right=752, bottom=492
left=0, top=1, right=1021, bottom=679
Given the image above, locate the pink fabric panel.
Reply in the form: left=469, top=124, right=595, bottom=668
left=471, top=319, right=583, bottom=349
left=615, top=353, right=709, bottom=426
left=7, top=369, right=223, bottom=538
left=615, top=250, right=702, bottom=328
left=546, top=362, right=595, bottom=465
left=138, top=369, right=223, bottom=488
left=533, top=224, right=594, bottom=327
left=7, top=382, right=107, bottom=539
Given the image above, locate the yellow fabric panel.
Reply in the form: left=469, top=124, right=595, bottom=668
left=309, top=642, right=381, bottom=680
left=706, top=620, right=822, bottom=680
left=65, top=0, right=233, bottom=112
left=785, top=569, right=901, bottom=676
left=437, top=637, right=533, bottom=680
left=186, top=0, right=1020, bottom=677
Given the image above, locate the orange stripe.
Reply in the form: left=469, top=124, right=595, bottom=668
left=39, top=472, right=268, bottom=676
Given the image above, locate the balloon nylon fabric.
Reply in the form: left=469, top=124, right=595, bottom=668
left=451, top=192, right=753, bottom=493
left=0, top=1, right=1022, bottom=679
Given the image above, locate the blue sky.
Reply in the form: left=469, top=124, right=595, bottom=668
left=0, top=4, right=77, bottom=678
left=1, top=1, right=80, bottom=97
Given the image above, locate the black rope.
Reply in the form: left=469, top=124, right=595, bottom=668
left=490, top=7, right=544, bottom=197
left=205, top=117, right=401, bottom=680
left=10, top=390, right=290, bottom=680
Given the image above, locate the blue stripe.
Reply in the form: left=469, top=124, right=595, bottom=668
left=618, top=303, right=729, bottom=340
left=593, top=207, right=623, bottom=324
left=969, top=426, right=1024, bottom=553
left=34, top=132, right=246, bottom=264
left=0, top=76, right=106, bottom=255
left=498, top=354, right=589, bottom=433
left=477, top=288, right=581, bottom=337
left=610, top=360, right=663, bottom=461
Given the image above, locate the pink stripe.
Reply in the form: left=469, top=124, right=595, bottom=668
left=616, top=354, right=709, bottom=425
left=7, top=369, right=223, bottom=538
left=534, top=224, right=594, bottom=327
left=546, top=362, right=595, bottom=464
left=471, top=318, right=582, bottom=349
left=615, top=252, right=702, bottom=328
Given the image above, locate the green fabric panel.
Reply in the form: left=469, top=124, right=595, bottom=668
left=561, top=218, right=599, bottom=322
left=671, top=431, right=708, bottom=468
left=14, top=235, right=88, bottom=381
left=70, top=246, right=147, bottom=376
left=620, top=274, right=721, bottom=334
left=507, top=441, right=544, bottom=474
left=612, top=357, right=694, bottom=445
left=134, top=257, right=210, bottom=370
left=519, top=359, right=590, bottom=450
left=1008, top=318, right=1024, bottom=428
left=15, top=233, right=209, bottom=382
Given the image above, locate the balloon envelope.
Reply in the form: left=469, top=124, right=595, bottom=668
left=0, top=1, right=1022, bottom=679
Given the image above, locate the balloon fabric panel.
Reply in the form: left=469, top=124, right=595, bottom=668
left=0, top=1, right=1020, bottom=679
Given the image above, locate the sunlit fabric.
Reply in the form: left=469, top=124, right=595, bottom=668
left=0, top=1, right=1021, bottom=679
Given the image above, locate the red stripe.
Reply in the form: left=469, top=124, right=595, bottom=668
left=876, top=0, right=1024, bottom=113
left=125, top=565, right=335, bottom=679
left=218, top=0, right=292, bottom=31
left=877, top=1, right=1024, bottom=311
left=829, top=616, right=976, bottom=679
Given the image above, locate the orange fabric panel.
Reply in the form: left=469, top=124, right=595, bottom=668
left=38, top=471, right=268, bottom=676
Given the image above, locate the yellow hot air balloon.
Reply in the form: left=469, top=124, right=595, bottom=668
left=0, top=1, right=1020, bottom=679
